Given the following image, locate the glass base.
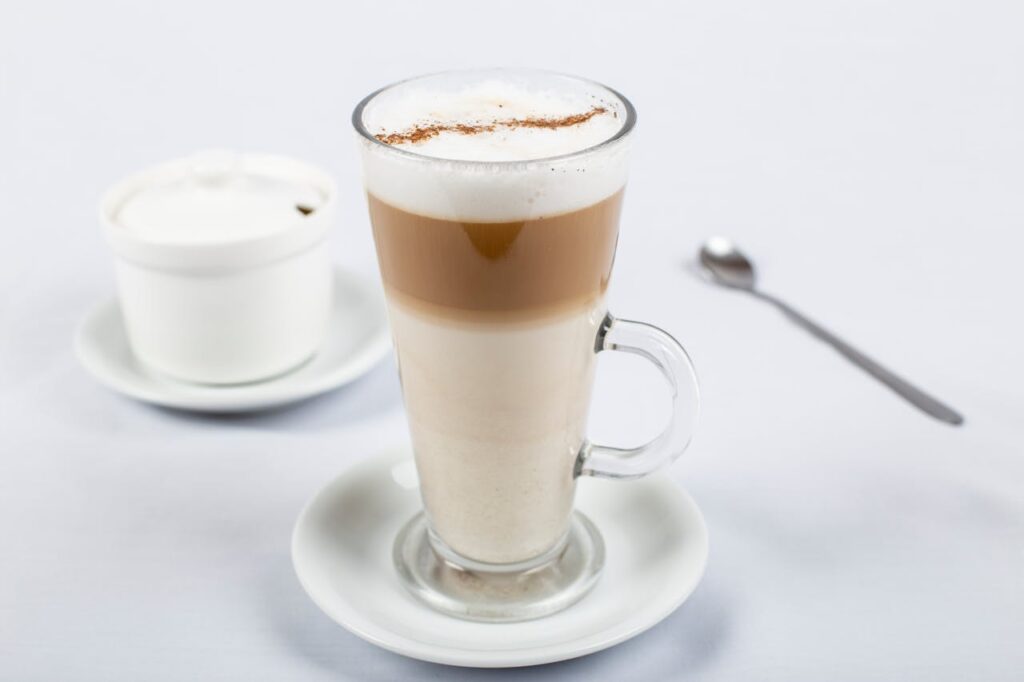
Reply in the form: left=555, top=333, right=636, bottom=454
left=393, top=511, right=605, bottom=623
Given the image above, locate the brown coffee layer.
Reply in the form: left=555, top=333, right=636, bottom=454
left=367, top=191, right=623, bottom=321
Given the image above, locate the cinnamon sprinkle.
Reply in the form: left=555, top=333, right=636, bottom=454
left=375, top=106, right=608, bottom=146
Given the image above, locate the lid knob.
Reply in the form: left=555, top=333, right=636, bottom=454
left=189, top=150, right=239, bottom=186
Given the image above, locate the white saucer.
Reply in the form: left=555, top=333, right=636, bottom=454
left=291, top=450, right=709, bottom=668
left=74, top=268, right=391, bottom=413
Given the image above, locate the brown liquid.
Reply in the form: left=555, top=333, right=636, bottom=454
left=367, top=191, right=623, bottom=322
left=367, top=189, right=625, bottom=562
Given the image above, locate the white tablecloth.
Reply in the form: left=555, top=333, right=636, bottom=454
left=2, top=1, right=1022, bottom=679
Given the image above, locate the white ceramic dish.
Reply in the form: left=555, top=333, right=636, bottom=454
left=101, top=151, right=337, bottom=384
left=291, top=449, right=709, bottom=668
left=74, top=268, right=390, bottom=413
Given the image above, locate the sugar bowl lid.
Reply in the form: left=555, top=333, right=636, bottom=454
left=101, top=151, right=336, bottom=271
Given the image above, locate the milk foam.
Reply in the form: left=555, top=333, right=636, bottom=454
left=366, top=80, right=623, bottom=162
left=357, top=73, right=633, bottom=222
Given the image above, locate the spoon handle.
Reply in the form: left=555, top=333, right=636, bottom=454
left=756, top=291, right=964, bottom=425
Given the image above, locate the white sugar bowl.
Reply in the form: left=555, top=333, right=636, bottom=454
left=100, top=151, right=336, bottom=385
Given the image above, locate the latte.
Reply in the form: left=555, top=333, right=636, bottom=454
left=357, top=73, right=631, bottom=564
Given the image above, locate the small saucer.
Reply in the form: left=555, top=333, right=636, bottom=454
left=291, top=450, right=709, bottom=668
left=74, top=268, right=391, bottom=413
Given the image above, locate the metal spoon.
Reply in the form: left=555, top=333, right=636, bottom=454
left=698, top=237, right=964, bottom=426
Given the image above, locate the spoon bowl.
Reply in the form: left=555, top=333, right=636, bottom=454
left=699, top=237, right=757, bottom=290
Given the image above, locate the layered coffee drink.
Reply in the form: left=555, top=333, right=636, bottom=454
left=357, top=73, right=631, bottom=565
left=355, top=70, right=699, bottom=622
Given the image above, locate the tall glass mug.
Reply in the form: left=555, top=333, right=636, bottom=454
left=353, top=69, right=699, bottom=622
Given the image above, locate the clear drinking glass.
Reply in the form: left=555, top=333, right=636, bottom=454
left=353, top=69, right=699, bottom=622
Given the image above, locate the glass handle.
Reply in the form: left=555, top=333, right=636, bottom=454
left=576, top=313, right=701, bottom=480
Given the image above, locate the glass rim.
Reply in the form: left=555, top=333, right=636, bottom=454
left=351, top=68, right=637, bottom=168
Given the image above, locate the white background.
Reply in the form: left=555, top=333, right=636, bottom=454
left=2, top=0, right=1022, bottom=679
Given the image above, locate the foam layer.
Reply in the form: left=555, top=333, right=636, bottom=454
left=356, top=71, right=633, bottom=222
left=366, top=80, right=622, bottom=162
